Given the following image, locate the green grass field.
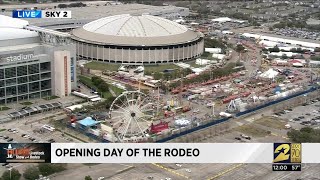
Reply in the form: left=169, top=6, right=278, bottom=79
left=254, top=117, right=287, bottom=130
left=0, top=106, right=10, bottom=111
left=84, top=61, right=181, bottom=73
left=84, top=61, right=120, bottom=71
left=144, top=64, right=180, bottom=72
left=110, top=85, right=124, bottom=96
left=20, top=101, right=33, bottom=106
left=79, top=75, right=119, bottom=98
left=235, top=124, right=270, bottom=137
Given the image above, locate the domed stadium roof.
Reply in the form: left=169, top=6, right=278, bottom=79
left=82, top=14, right=188, bottom=37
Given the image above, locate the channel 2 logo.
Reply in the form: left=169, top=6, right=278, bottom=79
left=273, top=143, right=301, bottom=163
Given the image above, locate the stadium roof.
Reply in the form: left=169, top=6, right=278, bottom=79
left=0, top=15, right=38, bottom=41
left=0, top=15, right=29, bottom=28
left=83, top=14, right=188, bottom=37
left=0, top=27, right=38, bottom=41
left=73, top=14, right=201, bottom=46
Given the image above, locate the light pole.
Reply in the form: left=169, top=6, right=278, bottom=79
left=212, top=102, right=215, bottom=117
left=9, top=167, right=12, bottom=180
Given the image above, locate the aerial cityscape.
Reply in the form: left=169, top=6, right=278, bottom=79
left=0, top=0, right=320, bottom=179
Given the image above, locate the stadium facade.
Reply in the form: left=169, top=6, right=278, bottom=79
left=72, top=14, right=204, bottom=64
left=0, top=15, right=76, bottom=105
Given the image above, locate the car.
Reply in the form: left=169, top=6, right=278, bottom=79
left=165, top=178, right=172, bottom=180
left=176, top=164, right=182, bottom=167
left=29, top=137, right=35, bottom=141
left=244, top=136, right=251, bottom=140
left=298, top=116, right=305, bottom=119
left=193, top=109, right=200, bottom=113
left=3, top=136, right=9, bottom=139
left=240, top=134, right=250, bottom=139
left=147, top=176, right=154, bottom=180
left=21, top=134, right=26, bottom=137
left=2, top=163, right=8, bottom=167
left=97, top=177, right=105, bottom=180
left=185, top=169, right=191, bottom=173
left=23, top=134, right=30, bottom=138
left=48, top=139, right=55, bottom=143
left=7, top=129, right=13, bottom=132
left=306, top=113, right=311, bottom=116
left=7, top=138, right=13, bottom=142
left=293, top=118, right=300, bottom=121
left=235, top=137, right=241, bottom=140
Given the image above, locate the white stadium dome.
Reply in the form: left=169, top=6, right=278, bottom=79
left=83, top=14, right=188, bottom=37
left=72, top=14, right=204, bottom=64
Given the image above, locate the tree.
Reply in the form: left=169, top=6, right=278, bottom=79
left=57, top=4, right=68, bottom=8
left=23, top=166, right=40, bottom=180
left=85, top=175, right=93, bottom=180
left=235, top=44, right=245, bottom=61
left=38, top=164, right=66, bottom=176
left=1, top=168, right=21, bottom=180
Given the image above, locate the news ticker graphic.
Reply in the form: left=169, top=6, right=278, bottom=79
left=12, top=10, right=71, bottom=19
left=0, top=143, right=51, bottom=163
left=0, top=143, right=319, bottom=165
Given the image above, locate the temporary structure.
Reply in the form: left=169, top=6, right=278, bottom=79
left=259, top=69, right=279, bottom=79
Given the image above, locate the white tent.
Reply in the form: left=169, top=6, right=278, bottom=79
left=212, top=17, right=232, bottom=23
left=259, top=69, right=279, bottom=79
left=292, top=63, right=303, bottom=67
left=205, top=48, right=222, bottom=54
left=212, top=54, right=225, bottom=60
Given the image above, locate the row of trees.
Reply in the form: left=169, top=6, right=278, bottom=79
left=58, top=2, right=86, bottom=8
left=0, top=164, right=66, bottom=180
left=145, top=68, right=192, bottom=81
left=288, top=127, right=320, bottom=143
left=91, top=76, right=109, bottom=92
left=204, top=38, right=228, bottom=50
left=262, top=46, right=316, bottom=54
left=273, top=21, right=320, bottom=31
left=273, top=21, right=307, bottom=29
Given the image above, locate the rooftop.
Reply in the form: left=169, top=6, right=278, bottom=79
left=83, top=14, right=188, bottom=37
left=78, top=117, right=99, bottom=127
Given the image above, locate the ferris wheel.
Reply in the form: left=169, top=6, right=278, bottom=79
left=108, top=91, right=156, bottom=142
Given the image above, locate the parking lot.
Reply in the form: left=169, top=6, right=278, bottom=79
left=274, top=98, right=320, bottom=129
left=275, top=28, right=320, bottom=41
